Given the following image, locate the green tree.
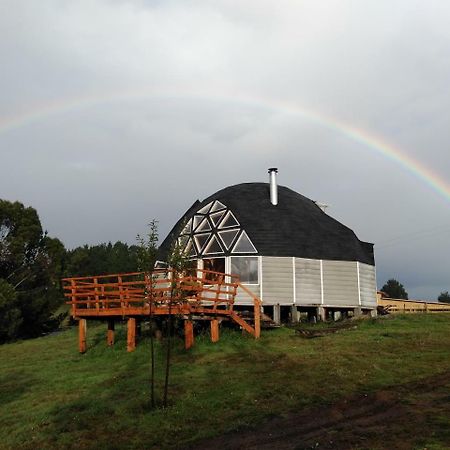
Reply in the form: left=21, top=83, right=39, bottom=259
left=381, top=278, right=408, bottom=299
left=438, top=291, right=450, bottom=303
left=0, top=278, right=22, bottom=342
left=0, top=200, right=66, bottom=340
left=65, top=242, right=139, bottom=277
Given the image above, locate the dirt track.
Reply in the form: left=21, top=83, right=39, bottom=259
left=189, top=371, right=450, bottom=450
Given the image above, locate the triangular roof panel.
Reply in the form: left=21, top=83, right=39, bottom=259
left=218, top=229, right=240, bottom=250
left=197, top=201, right=213, bottom=214
left=194, top=233, right=211, bottom=253
left=204, top=235, right=224, bottom=255
left=210, top=200, right=227, bottom=212
left=218, top=211, right=240, bottom=229
left=232, top=231, right=257, bottom=253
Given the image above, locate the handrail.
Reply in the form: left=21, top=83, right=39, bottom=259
left=63, top=269, right=262, bottom=340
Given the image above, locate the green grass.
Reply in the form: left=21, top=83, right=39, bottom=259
left=0, top=314, right=449, bottom=449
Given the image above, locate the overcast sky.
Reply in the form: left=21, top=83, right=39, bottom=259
left=1, top=0, right=450, bottom=299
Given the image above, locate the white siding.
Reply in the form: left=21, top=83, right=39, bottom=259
left=261, top=257, right=294, bottom=305
left=234, top=283, right=260, bottom=305
left=295, top=258, right=322, bottom=305
left=322, top=260, right=359, bottom=306
left=359, top=262, right=377, bottom=307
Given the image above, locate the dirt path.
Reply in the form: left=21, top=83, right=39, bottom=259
left=188, top=371, right=450, bottom=450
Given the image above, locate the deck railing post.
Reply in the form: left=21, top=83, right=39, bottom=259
left=94, top=277, right=99, bottom=312
left=70, top=279, right=77, bottom=316
left=118, top=276, right=124, bottom=315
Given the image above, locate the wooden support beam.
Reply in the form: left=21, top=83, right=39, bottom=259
left=79, top=319, right=87, bottom=353
left=254, top=304, right=261, bottom=339
left=184, top=320, right=194, bottom=350
left=107, top=319, right=115, bottom=346
left=127, top=318, right=136, bottom=352
left=210, top=319, right=219, bottom=343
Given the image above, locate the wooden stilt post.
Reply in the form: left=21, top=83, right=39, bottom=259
left=127, top=318, right=136, bottom=352
left=107, top=319, right=115, bottom=346
left=184, top=320, right=194, bottom=350
left=210, top=319, right=219, bottom=343
left=79, top=319, right=87, bottom=353
left=254, top=302, right=261, bottom=339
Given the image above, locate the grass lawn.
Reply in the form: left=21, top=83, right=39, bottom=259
left=0, top=314, right=449, bottom=449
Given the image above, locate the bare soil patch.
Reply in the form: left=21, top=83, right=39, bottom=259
left=189, top=371, right=450, bottom=450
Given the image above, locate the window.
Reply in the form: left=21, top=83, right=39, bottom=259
left=230, top=257, right=259, bottom=284
left=203, top=258, right=225, bottom=282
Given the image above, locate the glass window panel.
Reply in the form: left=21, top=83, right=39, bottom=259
left=196, top=218, right=211, bottom=232
left=203, top=258, right=225, bottom=282
left=232, top=231, right=257, bottom=253
left=210, top=200, right=226, bottom=212
left=230, top=257, right=259, bottom=284
left=218, top=211, right=239, bottom=229
left=197, top=202, right=213, bottom=214
left=209, top=211, right=226, bottom=227
left=185, top=238, right=196, bottom=257
left=204, top=235, right=223, bottom=255
left=181, top=219, right=192, bottom=235
left=194, top=233, right=210, bottom=253
left=193, top=215, right=204, bottom=230
left=218, top=229, right=240, bottom=250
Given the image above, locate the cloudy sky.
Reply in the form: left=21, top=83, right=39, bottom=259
left=1, top=0, right=449, bottom=299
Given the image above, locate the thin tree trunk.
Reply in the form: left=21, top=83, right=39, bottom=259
left=163, top=282, right=175, bottom=408
left=146, top=272, right=155, bottom=409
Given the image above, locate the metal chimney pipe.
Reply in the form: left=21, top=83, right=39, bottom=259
left=268, top=167, right=278, bottom=206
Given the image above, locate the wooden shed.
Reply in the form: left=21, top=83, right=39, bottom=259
left=159, top=170, right=377, bottom=323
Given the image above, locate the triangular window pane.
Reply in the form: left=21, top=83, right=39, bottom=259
left=218, top=229, right=240, bottom=250
left=218, top=211, right=240, bottom=229
left=194, top=233, right=211, bottom=253
left=197, top=202, right=213, bottom=214
left=210, top=200, right=227, bottom=212
left=209, top=211, right=226, bottom=227
left=181, top=219, right=192, bottom=235
left=193, top=215, right=204, bottom=230
left=196, top=218, right=211, bottom=232
left=204, top=235, right=223, bottom=255
left=185, top=238, right=197, bottom=257
left=232, top=231, right=257, bottom=253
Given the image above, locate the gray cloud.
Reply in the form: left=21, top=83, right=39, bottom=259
left=1, top=0, right=449, bottom=299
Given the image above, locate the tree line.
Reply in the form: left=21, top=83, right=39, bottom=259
left=2, top=198, right=450, bottom=343
left=0, top=199, right=141, bottom=343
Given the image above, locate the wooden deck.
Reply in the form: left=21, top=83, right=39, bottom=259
left=63, top=269, right=261, bottom=352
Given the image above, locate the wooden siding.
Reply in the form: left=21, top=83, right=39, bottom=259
left=322, top=260, right=359, bottom=306
left=261, top=257, right=294, bottom=305
left=294, top=258, right=322, bottom=305
left=359, top=262, right=377, bottom=307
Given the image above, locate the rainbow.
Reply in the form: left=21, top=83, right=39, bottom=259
left=1, top=88, right=449, bottom=203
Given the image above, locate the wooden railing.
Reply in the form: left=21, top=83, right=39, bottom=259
left=63, top=269, right=262, bottom=351
left=63, top=269, right=240, bottom=316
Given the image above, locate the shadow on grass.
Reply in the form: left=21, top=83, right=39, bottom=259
left=0, top=371, right=36, bottom=406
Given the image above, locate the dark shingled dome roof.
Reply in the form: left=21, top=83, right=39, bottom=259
left=159, top=183, right=374, bottom=265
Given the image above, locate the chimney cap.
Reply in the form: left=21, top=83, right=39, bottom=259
left=268, top=167, right=278, bottom=173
